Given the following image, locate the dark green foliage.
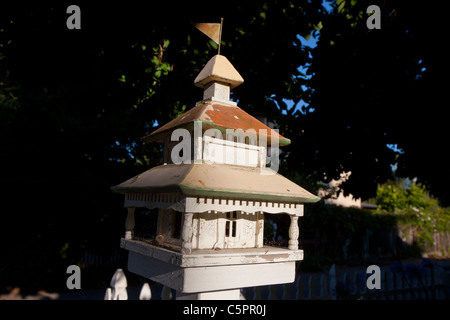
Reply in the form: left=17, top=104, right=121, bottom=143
left=299, top=180, right=450, bottom=271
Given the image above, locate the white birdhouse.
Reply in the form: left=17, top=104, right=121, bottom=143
left=111, top=54, right=320, bottom=300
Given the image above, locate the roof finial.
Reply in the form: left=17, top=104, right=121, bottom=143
left=218, top=17, right=223, bottom=55
left=194, top=55, right=244, bottom=105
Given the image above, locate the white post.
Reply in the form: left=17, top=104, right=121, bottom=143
left=125, top=207, right=135, bottom=240
left=161, top=286, right=173, bottom=300
left=176, top=289, right=241, bottom=300
left=181, top=212, right=194, bottom=254
left=105, top=268, right=128, bottom=300
left=288, top=215, right=299, bottom=250
left=139, top=283, right=152, bottom=300
left=255, top=211, right=264, bottom=248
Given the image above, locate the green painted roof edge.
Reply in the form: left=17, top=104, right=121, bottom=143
left=178, top=184, right=320, bottom=204
left=110, top=181, right=320, bottom=204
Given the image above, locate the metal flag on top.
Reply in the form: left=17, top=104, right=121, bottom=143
left=192, top=18, right=224, bottom=55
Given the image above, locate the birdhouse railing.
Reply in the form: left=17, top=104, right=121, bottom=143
left=123, top=207, right=301, bottom=252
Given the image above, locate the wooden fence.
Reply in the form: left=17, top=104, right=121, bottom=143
left=104, top=268, right=174, bottom=300
left=242, top=261, right=449, bottom=300
left=104, top=259, right=449, bottom=300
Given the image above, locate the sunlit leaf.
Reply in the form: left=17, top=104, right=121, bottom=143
left=163, top=39, right=170, bottom=48
left=314, top=21, right=323, bottom=31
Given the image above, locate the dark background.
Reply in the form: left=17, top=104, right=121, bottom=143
left=0, top=0, right=448, bottom=293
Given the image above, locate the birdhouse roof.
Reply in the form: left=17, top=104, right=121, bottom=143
left=111, top=163, right=320, bottom=204
left=141, top=101, right=291, bottom=146
left=194, top=55, right=244, bottom=89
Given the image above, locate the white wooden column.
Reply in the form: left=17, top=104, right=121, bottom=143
left=255, top=211, right=264, bottom=248
left=125, top=207, right=135, bottom=240
left=176, top=289, right=241, bottom=300
left=288, top=215, right=299, bottom=250
left=181, top=212, right=194, bottom=254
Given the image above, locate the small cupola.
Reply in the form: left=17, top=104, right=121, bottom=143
left=194, top=54, right=244, bottom=105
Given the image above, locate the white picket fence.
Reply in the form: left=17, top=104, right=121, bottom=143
left=104, top=268, right=174, bottom=300
left=105, top=260, right=450, bottom=300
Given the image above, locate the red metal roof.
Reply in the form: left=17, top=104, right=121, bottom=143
left=141, top=102, right=291, bottom=146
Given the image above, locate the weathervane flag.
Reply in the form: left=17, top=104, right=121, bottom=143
left=192, top=18, right=224, bottom=54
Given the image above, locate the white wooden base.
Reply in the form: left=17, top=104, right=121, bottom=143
left=127, top=250, right=296, bottom=293
left=176, top=289, right=241, bottom=300
left=121, top=238, right=303, bottom=267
